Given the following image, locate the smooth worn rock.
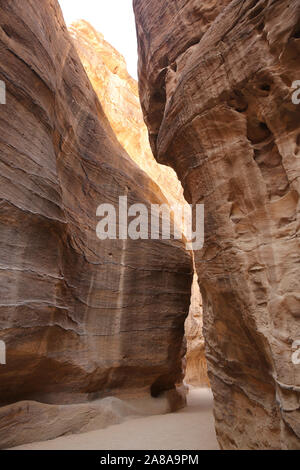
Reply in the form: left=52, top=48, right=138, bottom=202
left=134, top=0, right=300, bottom=450
left=0, top=0, right=192, bottom=448
left=69, top=20, right=185, bottom=215
left=69, top=20, right=208, bottom=391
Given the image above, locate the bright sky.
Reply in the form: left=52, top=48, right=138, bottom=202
left=58, top=0, right=138, bottom=79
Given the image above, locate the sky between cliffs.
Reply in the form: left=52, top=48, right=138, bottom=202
left=58, top=0, right=138, bottom=79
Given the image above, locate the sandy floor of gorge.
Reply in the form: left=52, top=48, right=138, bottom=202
left=13, top=388, right=219, bottom=450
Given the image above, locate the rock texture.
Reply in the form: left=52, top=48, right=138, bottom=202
left=69, top=20, right=209, bottom=392
left=0, top=0, right=192, bottom=447
left=185, top=274, right=209, bottom=387
left=68, top=21, right=209, bottom=391
left=134, top=0, right=300, bottom=450
left=69, top=20, right=185, bottom=215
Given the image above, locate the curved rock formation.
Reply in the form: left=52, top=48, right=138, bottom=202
left=68, top=20, right=210, bottom=394
left=69, top=20, right=208, bottom=393
left=134, top=0, right=300, bottom=450
left=0, top=0, right=192, bottom=447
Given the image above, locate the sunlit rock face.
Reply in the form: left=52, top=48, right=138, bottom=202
left=134, top=0, right=300, bottom=450
left=69, top=21, right=209, bottom=391
left=185, top=274, right=210, bottom=388
left=0, top=0, right=193, bottom=446
left=69, top=20, right=185, bottom=213
left=69, top=20, right=208, bottom=395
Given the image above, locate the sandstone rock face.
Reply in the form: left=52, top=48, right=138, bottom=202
left=69, top=20, right=208, bottom=391
left=185, top=274, right=209, bottom=387
left=134, top=0, right=300, bottom=450
left=0, top=0, right=192, bottom=447
left=69, top=20, right=185, bottom=215
left=68, top=21, right=210, bottom=392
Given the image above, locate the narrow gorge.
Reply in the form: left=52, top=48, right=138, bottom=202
left=0, top=0, right=193, bottom=448
left=68, top=18, right=209, bottom=390
left=0, top=0, right=299, bottom=452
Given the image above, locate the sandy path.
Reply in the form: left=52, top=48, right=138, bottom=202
left=13, top=388, right=219, bottom=450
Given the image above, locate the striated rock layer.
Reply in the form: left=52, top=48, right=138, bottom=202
left=69, top=20, right=185, bottom=215
left=68, top=20, right=210, bottom=392
left=134, top=0, right=300, bottom=450
left=0, top=0, right=192, bottom=447
left=69, top=20, right=208, bottom=391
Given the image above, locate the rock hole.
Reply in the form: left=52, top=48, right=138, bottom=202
left=259, top=122, right=269, bottom=132
left=228, top=90, right=248, bottom=113
left=293, top=28, right=300, bottom=39
left=247, top=119, right=272, bottom=144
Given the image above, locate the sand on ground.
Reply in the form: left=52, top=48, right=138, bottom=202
left=12, top=388, right=219, bottom=450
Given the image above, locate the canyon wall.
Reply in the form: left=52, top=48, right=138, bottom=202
left=134, top=0, right=300, bottom=449
left=68, top=20, right=208, bottom=387
left=69, top=20, right=185, bottom=214
left=185, top=274, right=210, bottom=387
left=0, top=0, right=192, bottom=447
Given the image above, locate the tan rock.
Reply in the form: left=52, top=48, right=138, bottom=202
left=134, top=0, right=300, bottom=450
left=69, top=19, right=209, bottom=387
left=0, top=389, right=186, bottom=449
left=0, top=0, right=193, bottom=448
left=68, top=22, right=208, bottom=380
left=69, top=20, right=185, bottom=216
left=185, top=274, right=210, bottom=388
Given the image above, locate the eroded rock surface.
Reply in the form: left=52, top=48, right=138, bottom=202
left=69, top=19, right=209, bottom=390
left=69, top=20, right=185, bottom=214
left=134, top=0, right=300, bottom=450
left=69, top=20, right=208, bottom=391
left=0, top=0, right=192, bottom=447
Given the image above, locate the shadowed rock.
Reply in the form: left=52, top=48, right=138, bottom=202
left=134, top=0, right=300, bottom=450
left=0, top=0, right=192, bottom=447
